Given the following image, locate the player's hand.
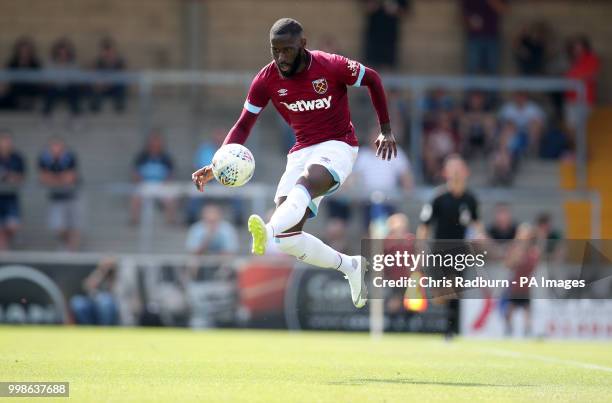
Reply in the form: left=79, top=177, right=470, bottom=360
left=375, top=132, right=397, bottom=161
left=191, top=165, right=214, bottom=192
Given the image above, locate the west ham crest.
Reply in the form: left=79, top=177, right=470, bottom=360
left=312, top=78, right=328, bottom=95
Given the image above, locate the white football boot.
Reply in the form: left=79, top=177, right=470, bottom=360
left=344, top=256, right=368, bottom=308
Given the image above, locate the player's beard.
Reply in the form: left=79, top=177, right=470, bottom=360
left=278, top=48, right=304, bottom=78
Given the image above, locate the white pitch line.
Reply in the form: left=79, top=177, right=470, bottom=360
left=480, top=347, right=612, bottom=373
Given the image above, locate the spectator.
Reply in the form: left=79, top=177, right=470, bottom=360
left=89, top=37, right=127, bottom=113
left=564, top=35, right=600, bottom=133
left=499, top=92, right=545, bottom=155
left=539, top=117, right=570, bottom=160
left=363, top=0, right=408, bottom=70
left=43, top=38, right=82, bottom=117
left=383, top=213, right=414, bottom=315
left=534, top=212, right=563, bottom=257
left=193, top=129, right=225, bottom=172
left=70, top=256, right=119, bottom=325
left=503, top=223, right=540, bottom=336
left=4, top=36, right=42, bottom=110
left=188, top=130, right=243, bottom=225
left=130, top=131, right=177, bottom=225
left=353, top=129, right=413, bottom=228
left=421, top=88, right=457, bottom=131
left=490, top=120, right=519, bottom=185
left=0, top=131, right=26, bottom=249
left=423, top=112, right=458, bottom=183
left=512, top=21, right=549, bottom=76
left=461, top=0, right=509, bottom=75
left=322, top=218, right=350, bottom=254
left=38, top=137, right=81, bottom=250
left=326, top=194, right=353, bottom=224
left=487, top=202, right=517, bottom=241
left=185, top=204, right=238, bottom=255
left=459, top=90, right=496, bottom=158
left=387, top=212, right=411, bottom=239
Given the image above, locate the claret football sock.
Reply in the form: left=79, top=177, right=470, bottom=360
left=268, top=185, right=311, bottom=235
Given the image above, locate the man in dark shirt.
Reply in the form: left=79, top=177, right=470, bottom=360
left=487, top=202, right=517, bottom=242
left=417, top=157, right=482, bottom=240
left=38, top=137, right=81, bottom=250
left=5, top=37, right=42, bottom=110
left=0, top=131, right=26, bottom=249
left=363, top=0, right=408, bottom=70
left=461, top=0, right=509, bottom=75
left=417, top=154, right=484, bottom=338
left=89, top=37, right=127, bottom=113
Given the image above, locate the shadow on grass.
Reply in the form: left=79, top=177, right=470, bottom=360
left=328, top=378, right=534, bottom=388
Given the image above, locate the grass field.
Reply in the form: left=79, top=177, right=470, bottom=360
left=1, top=327, right=611, bottom=402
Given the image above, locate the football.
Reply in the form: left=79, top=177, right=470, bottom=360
left=211, top=143, right=255, bottom=187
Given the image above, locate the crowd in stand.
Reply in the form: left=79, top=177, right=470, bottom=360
left=0, top=36, right=127, bottom=115
left=0, top=1, right=601, bottom=254
left=364, top=0, right=600, bottom=185
left=0, top=132, right=82, bottom=250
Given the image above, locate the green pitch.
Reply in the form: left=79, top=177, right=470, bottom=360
left=1, top=327, right=611, bottom=402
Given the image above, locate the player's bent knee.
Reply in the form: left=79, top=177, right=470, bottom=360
left=284, top=211, right=309, bottom=233
left=298, top=164, right=336, bottom=197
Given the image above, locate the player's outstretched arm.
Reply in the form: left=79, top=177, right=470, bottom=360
left=191, top=108, right=259, bottom=192
left=361, top=67, right=397, bottom=161
left=192, top=71, right=268, bottom=192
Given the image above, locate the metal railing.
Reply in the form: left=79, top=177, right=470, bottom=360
left=0, top=70, right=589, bottom=187
left=128, top=182, right=601, bottom=252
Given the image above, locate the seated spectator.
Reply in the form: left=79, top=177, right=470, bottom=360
left=70, top=256, right=119, bottom=325
left=0, top=131, right=26, bottom=249
left=322, top=218, right=350, bottom=254
left=43, top=38, right=82, bottom=117
left=185, top=204, right=238, bottom=255
left=539, top=117, right=570, bottom=160
left=534, top=212, right=563, bottom=257
left=187, top=129, right=225, bottom=223
left=490, top=120, right=520, bottom=186
left=512, top=21, right=549, bottom=76
left=89, top=37, right=127, bottom=113
left=4, top=36, right=42, bottom=110
left=38, top=137, right=81, bottom=250
left=564, top=35, right=600, bottom=134
left=130, top=131, right=177, bottom=225
left=487, top=202, right=517, bottom=242
left=187, top=130, right=244, bottom=225
left=423, top=112, right=458, bottom=183
left=353, top=129, right=413, bottom=229
left=421, top=88, right=457, bottom=131
left=459, top=90, right=496, bottom=158
left=194, top=129, right=225, bottom=170
left=499, top=92, right=545, bottom=155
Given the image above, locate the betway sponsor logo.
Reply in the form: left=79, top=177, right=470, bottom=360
left=280, top=96, right=332, bottom=112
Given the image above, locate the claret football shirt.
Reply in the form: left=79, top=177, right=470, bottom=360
left=244, top=50, right=364, bottom=153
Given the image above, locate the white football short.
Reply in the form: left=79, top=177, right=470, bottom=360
left=274, top=140, right=359, bottom=217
